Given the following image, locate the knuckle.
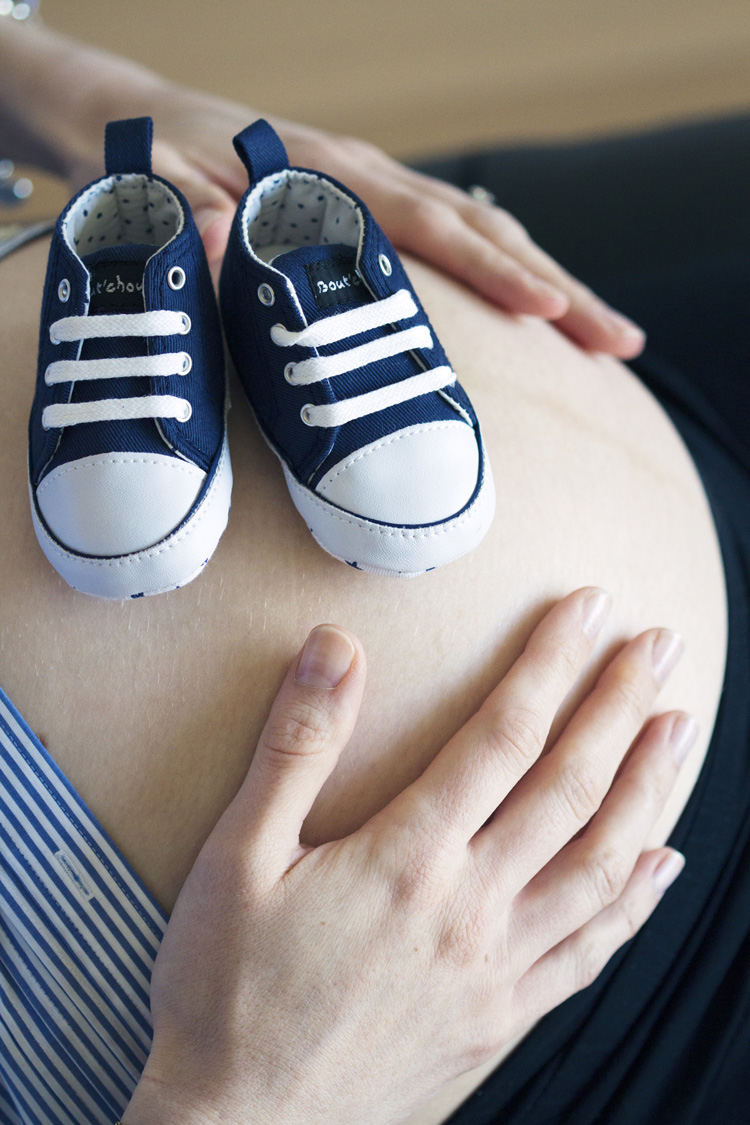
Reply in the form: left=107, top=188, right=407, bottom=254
left=610, top=662, right=651, bottom=720
left=492, top=207, right=530, bottom=244
left=391, top=848, right=439, bottom=909
left=463, top=1026, right=504, bottom=1069
left=262, top=699, right=330, bottom=762
left=483, top=704, right=543, bottom=772
left=388, top=821, right=443, bottom=909
left=554, top=632, right=587, bottom=682
left=437, top=893, right=489, bottom=968
left=616, top=890, right=644, bottom=942
left=582, top=846, right=631, bottom=908
left=555, top=759, right=605, bottom=824
left=575, top=937, right=605, bottom=991
left=337, top=133, right=380, bottom=160
left=411, top=198, right=452, bottom=237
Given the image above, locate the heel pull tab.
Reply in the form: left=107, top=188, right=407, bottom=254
left=105, top=117, right=153, bottom=176
left=233, top=120, right=289, bottom=184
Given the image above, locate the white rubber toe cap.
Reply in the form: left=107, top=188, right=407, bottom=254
left=315, top=420, right=480, bottom=524
left=36, top=452, right=206, bottom=556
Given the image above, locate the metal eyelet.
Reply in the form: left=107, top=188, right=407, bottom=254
left=300, top=404, right=315, bottom=426
left=49, top=327, right=61, bottom=345
left=178, top=402, right=193, bottom=423
left=258, top=283, right=275, bottom=306
left=378, top=254, right=392, bottom=277
left=58, top=278, right=70, bottom=302
left=168, top=266, right=186, bottom=290
left=179, top=352, right=193, bottom=375
left=284, top=362, right=296, bottom=384
left=179, top=313, right=191, bottom=334
left=44, top=364, right=53, bottom=385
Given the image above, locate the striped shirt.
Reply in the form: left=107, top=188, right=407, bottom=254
left=0, top=686, right=167, bottom=1125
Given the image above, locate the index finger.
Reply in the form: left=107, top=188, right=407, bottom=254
left=390, top=587, right=612, bottom=846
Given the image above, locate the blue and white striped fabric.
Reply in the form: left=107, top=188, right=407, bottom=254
left=0, top=685, right=168, bottom=1125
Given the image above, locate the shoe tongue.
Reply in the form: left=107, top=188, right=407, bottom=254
left=82, top=242, right=153, bottom=314
left=270, top=242, right=370, bottom=321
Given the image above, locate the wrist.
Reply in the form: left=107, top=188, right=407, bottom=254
left=0, top=20, right=171, bottom=181
left=123, top=1053, right=305, bottom=1125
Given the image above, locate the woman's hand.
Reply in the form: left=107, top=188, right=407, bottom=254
left=124, top=589, right=691, bottom=1125
left=0, top=20, right=645, bottom=354
left=133, top=86, right=647, bottom=358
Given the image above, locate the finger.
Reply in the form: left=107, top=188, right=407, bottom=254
left=387, top=587, right=612, bottom=847
left=393, top=170, right=645, bottom=354
left=510, top=710, right=697, bottom=963
left=230, top=625, right=366, bottom=872
left=463, top=202, right=647, bottom=356
left=513, top=847, right=685, bottom=1022
left=390, top=198, right=570, bottom=318
left=150, top=142, right=236, bottom=276
left=548, top=293, right=646, bottom=358
left=476, top=628, right=684, bottom=894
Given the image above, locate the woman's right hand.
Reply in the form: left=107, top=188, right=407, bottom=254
left=124, top=588, right=693, bottom=1125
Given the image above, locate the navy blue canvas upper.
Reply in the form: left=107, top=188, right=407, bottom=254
left=30, top=118, right=225, bottom=489
left=220, top=120, right=483, bottom=500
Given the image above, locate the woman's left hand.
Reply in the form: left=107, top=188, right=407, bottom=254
left=62, top=57, right=645, bottom=357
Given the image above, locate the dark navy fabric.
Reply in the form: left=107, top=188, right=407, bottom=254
left=30, top=122, right=225, bottom=489
left=105, top=117, right=153, bottom=177
left=413, top=116, right=750, bottom=1125
left=220, top=123, right=481, bottom=513
left=267, top=241, right=464, bottom=489
left=232, top=119, right=289, bottom=183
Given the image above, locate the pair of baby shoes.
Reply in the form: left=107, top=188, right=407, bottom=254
left=29, top=117, right=494, bottom=598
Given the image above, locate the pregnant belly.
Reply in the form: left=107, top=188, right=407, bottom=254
left=0, top=247, right=728, bottom=1125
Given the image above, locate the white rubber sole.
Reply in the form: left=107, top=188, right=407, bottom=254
left=29, top=432, right=233, bottom=599
left=280, top=441, right=495, bottom=577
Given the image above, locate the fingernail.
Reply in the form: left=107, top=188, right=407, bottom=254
left=670, top=713, right=699, bottom=766
left=652, top=850, right=685, bottom=893
left=582, top=589, right=612, bottom=638
left=602, top=307, right=646, bottom=342
left=296, top=626, right=355, bottom=690
left=652, top=630, right=684, bottom=684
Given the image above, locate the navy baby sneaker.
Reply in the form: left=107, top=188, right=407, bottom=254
left=220, top=120, right=494, bottom=576
left=29, top=117, right=232, bottom=598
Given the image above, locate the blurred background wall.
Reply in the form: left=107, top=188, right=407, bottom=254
left=3, top=0, right=750, bottom=219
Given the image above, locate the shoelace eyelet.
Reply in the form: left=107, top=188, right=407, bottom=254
left=178, top=313, right=191, bottom=334
left=178, top=402, right=193, bottom=423
left=284, top=362, right=296, bottom=384
left=58, top=279, right=70, bottom=302
left=258, top=283, right=275, bottom=306
left=168, top=266, right=186, bottom=290
left=180, top=352, right=193, bottom=375
left=300, top=404, right=315, bottom=426
left=378, top=254, right=392, bottom=277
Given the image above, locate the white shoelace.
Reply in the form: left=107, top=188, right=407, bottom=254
left=42, top=310, right=192, bottom=430
left=270, top=289, right=456, bottom=427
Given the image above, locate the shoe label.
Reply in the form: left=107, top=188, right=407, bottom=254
left=305, top=255, right=363, bottom=310
left=88, top=260, right=146, bottom=313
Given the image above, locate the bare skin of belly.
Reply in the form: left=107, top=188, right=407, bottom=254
left=0, top=239, right=727, bottom=1123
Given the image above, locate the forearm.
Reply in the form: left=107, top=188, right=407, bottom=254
left=0, top=20, right=176, bottom=177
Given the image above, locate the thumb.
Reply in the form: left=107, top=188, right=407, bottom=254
left=235, top=625, right=366, bottom=868
left=193, top=202, right=234, bottom=282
